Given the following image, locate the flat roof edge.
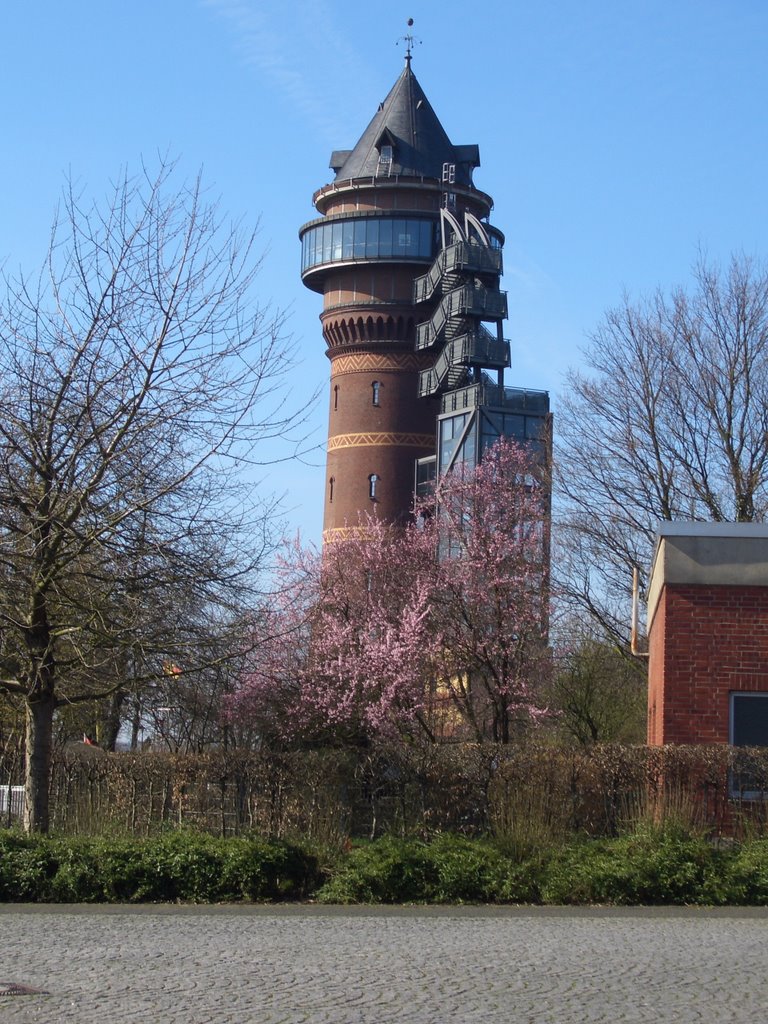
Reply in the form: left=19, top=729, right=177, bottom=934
left=647, top=521, right=768, bottom=629
left=655, top=521, right=768, bottom=539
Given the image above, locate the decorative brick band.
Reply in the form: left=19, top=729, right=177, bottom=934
left=330, top=353, right=425, bottom=374
left=322, top=526, right=376, bottom=543
left=327, top=432, right=435, bottom=451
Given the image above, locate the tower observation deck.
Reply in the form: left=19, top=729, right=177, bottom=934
left=300, top=55, right=550, bottom=542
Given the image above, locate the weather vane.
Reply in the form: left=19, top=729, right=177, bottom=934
left=397, top=18, right=421, bottom=64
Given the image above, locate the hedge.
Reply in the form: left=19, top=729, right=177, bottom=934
left=4, top=827, right=768, bottom=906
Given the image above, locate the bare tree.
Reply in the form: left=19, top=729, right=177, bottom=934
left=548, top=628, right=647, bottom=746
left=0, top=162, right=306, bottom=831
left=557, top=254, right=768, bottom=640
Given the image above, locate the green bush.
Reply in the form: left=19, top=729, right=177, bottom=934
left=725, top=838, right=768, bottom=904
left=219, top=835, right=323, bottom=901
left=427, top=834, right=541, bottom=903
left=0, top=830, right=321, bottom=903
left=4, top=826, right=768, bottom=906
left=316, top=834, right=542, bottom=904
left=540, top=825, right=730, bottom=906
left=0, top=831, right=58, bottom=901
left=48, top=838, right=106, bottom=902
left=317, top=837, right=437, bottom=904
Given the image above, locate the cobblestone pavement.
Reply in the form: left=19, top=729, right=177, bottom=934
left=1, top=904, right=767, bottom=1023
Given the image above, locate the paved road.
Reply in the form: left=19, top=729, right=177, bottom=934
left=1, top=904, right=766, bottom=1023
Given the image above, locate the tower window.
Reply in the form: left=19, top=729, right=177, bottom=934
left=442, top=162, right=456, bottom=184
left=372, top=380, right=381, bottom=406
left=377, top=145, right=394, bottom=177
left=333, top=384, right=339, bottom=411
left=329, top=476, right=335, bottom=503
left=368, top=473, right=379, bottom=500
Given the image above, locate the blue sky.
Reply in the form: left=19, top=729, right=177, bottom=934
left=2, top=1, right=767, bottom=544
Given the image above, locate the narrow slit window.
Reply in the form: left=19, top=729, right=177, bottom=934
left=372, top=380, right=381, bottom=406
left=329, top=477, right=335, bottom=503
left=333, top=384, right=339, bottom=411
left=368, top=473, right=379, bottom=500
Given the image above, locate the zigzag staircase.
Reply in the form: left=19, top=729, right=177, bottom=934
left=414, top=237, right=510, bottom=398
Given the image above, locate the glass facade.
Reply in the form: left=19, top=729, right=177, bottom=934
left=415, top=456, right=436, bottom=500
left=438, top=407, right=549, bottom=476
left=301, top=217, right=437, bottom=273
left=479, top=410, right=547, bottom=452
left=438, top=412, right=476, bottom=475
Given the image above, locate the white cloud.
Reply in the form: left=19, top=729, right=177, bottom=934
left=200, top=0, right=378, bottom=144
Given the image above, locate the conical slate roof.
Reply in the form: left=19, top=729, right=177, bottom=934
left=329, top=62, right=479, bottom=187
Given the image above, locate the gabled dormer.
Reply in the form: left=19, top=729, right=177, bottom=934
left=375, top=128, right=397, bottom=176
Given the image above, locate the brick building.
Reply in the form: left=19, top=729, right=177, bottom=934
left=647, top=522, right=768, bottom=750
left=299, top=47, right=549, bottom=542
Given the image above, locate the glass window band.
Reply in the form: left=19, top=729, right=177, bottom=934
left=301, top=217, right=437, bottom=273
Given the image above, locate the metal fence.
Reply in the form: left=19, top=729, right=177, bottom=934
left=0, top=785, right=24, bottom=821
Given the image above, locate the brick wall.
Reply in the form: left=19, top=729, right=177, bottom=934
left=648, top=582, right=768, bottom=745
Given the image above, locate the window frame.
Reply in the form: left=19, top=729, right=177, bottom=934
left=729, top=691, right=768, bottom=799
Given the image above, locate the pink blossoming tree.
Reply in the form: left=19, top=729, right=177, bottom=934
left=427, top=438, right=551, bottom=743
left=229, top=437, right=550, bottom=745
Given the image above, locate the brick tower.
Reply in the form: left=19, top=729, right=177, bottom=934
left=300, top=46, right=549, bottom=542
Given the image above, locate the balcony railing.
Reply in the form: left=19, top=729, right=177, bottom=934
left=413, top=241, right=503, bottom=303
left=441, top=383, right=550, bottom=415
left=416, top=285, right=508, bottom=349
left=418, top=331, right=510, bottom=397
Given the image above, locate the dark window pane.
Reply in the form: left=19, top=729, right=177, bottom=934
left=365, top=219, right=379, bottom=258
left=732, top=694, right=768, bottom=746
left=379, top=219, right=393, bottom=256
left=403, top=221, right=419, bottom=256
left=526, top=416, right=545, bottom=440
left=503, top=414, right=526, bottom=440
left=321, top=223, right=333, bottom=262
left=420, top=220, right=434, bottom=257
left=331, top=222, right=343, bottom=260
left=342, top=221, right=354, bottom=258
left=393, top=223, right=410, bottom=256
left=353, top=220, right=366, bottom=258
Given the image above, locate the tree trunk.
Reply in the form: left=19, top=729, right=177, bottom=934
left=100, top=689, right=127, bottom=751
left=24, top=691, right=56, bottom=833
left=130, top=695, right=142, bottom=750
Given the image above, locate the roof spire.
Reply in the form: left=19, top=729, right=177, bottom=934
left=397, top=18, right=419, bottom=66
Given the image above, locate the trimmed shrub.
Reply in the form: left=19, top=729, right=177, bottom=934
left=316, top=834, right=542, bottom=904
left=0, top=830, right=321, bottom=903
left=0, top=831, right=58, bottom=902
left=4, top=826, right=768, bottom=906
left=725, top=838, right=768, bottom=905
left=540, top=826, right=730, bottom=906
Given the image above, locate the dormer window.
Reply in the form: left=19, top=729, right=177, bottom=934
left=442, top=162, right=456, bottom=184
left=377, top=144, right=394, bottom=177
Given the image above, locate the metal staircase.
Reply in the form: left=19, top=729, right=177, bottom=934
left=418, top=328, right=510, bottom=397
left=413, top=241, right=503, bottom=304
left=414, top=234, right=510, bottom=397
